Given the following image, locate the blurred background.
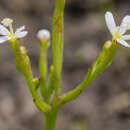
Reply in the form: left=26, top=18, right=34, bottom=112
left=0, top=0, right=130, bottom=130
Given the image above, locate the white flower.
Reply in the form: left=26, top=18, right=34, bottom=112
left=1, top=18, right=13, bottom=27
left=105, top=11, right=130, bottom=47
left=0, top=18, right=28, bottom=44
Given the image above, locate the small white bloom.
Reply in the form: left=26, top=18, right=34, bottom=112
left=37, top=29, right=51, bottom=41
left=105, top=11, right=130, bottom=47
left=1, top=18, right=13, bottom=27
left=0, top=18, right=28, bottom=44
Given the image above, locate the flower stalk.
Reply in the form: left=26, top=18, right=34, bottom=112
left=10, top=39, right=51, bottom=114
left=38, top=29, right=51, bottom=101
left=44, top=104, right=61, bottom=130
left=60, top=41, right=118, bottom=104
left=52, top=0, right=65, bottom=97
left=46, top=65, right=55, bottom=104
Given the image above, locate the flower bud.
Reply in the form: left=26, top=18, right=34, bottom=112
left=32, top=77, right=40, bottom=90
left=18, top=46, right=32, bottom=78
left=19, top=46, right=27, bottom=55
left=103, top=41, right=112, bottom=49
left=37, top=29, right=51, bottom=41
left=50, top=65, right=54, bottom=72
left=37, top=29, right=51, bottom=51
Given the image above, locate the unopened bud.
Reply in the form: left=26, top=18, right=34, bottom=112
left=37, top=29, right=51, bottom=41
left=18, top=46, right=32, bottom=77
left=50, top=65, right=54, bottom=72
left=32, top=77, right=40, bottom=90
left=19, top=46, right=27, bottom=55
left=104, top=41, right=112, bottom=50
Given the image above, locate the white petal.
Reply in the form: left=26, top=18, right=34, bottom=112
left=117, top=39, right=130, bottom=47
left=0, top=36, right=10, bottom=43
left=16, top=26, right=25, bottom=33
left=105, top=11, right=116, bottom=35
left=0, top=24, right=10, bottom=35
left=14, top=31, right=28, bottom=38
left=122, top=35, right=130, bottom=40
left=119, top=26, right=126, bottom=35
left=121, top=15, right=130, bottom=28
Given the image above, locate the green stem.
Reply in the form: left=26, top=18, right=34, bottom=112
left=39, top=46, right=48, bottom=100
left=27, top=78, right=51, bottom=114
left=46, top=65, right=54, bottom=104
left=44, top=104, right=60, bottom=130
left=10, top=39, right=51, bottom=114
left=60, top=41, right=118, bottom=104
left=52, top=0, right=65, bottom=97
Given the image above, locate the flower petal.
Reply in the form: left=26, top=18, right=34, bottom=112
left=122, top=35, right=130, bottom=40
left=117, top=38, right=130, bottom=47
left=0, top=36, right=10, bottom=43
left=15, top=26, right=25, bottom=33
left=0, top=24, right=10, bottom=35
left=105, top=11, right=116, bottom=35
left=119, top=26, right=127, bottom=35
left=121, top=15, right=130, bottom=29
left=14, top=31, right=28, bottom=39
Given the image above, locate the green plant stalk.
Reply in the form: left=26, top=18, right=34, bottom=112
left=26, top=78, right=51, bottom=114
left=46, top=65, right=54, bottom=104
left=10, top=39, right=51, bottom=114
left=39, top=41, right=49, bottom=101
left=44, top=104, right=61, bottom=130
left=42, top=0, right=66, bottom=129
left=60, top=41, right=118, bottom=104
left=52, top=0, right=65, bottom=96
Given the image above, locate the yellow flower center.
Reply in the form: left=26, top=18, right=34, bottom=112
left=113, top=31, right=122, bottom=39
left=7, top=33, right=15, bottom=38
